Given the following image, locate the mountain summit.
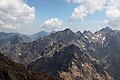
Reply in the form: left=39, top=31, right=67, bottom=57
left=99, top=27, right=113, bottom=33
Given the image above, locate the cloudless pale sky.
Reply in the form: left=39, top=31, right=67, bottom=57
left=0, top=0, right=120, bottom=35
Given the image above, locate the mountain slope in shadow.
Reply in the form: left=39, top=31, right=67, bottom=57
left=0, top=53, right=54, bottom=80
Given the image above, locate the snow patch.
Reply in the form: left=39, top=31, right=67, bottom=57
left=77, top=39, right=81, bottom=44
left=50, top=42, right=53, bottom=45
left=102, top=41, right=104, bottom=44
left=104, top=41, right=109, bottom=47
left=89, top=40, right=91, bottom=43
left=92, top=37, right=98, bottom=40
left=81, top=44, right=85, bottom=48
left=101, top=37, right=105, bottom=44
left=19, top=53, right=21, bottom=56
left=96, top=34, right=100, bottom=37
left=82, top=64, right=84, bottom=67
left=83, top=47, right=86, bottom=50
left=103, top=37, right=105, bottom=41
left=81, top=44, right=86, bottom=50
left=92, top=37, right=95, bottom=39
left=96, top=34, right=102, bottom=37
left=38, top=56, right=42, bottom=59
left=93, top=58, right=96, bottom=61
left=85, top=35, right=88, bottom=38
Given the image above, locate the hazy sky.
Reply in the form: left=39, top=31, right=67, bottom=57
left=0, top=0, right=120, bottom=35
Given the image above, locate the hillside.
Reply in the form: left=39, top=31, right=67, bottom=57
left=0, top=53, right=54, bottom=80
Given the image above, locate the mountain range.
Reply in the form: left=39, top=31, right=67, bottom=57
left=0, top=27, right=120, bottom=80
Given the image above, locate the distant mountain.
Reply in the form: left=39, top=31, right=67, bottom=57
left=0, top=32, right=31, bottom=55
left=0, top=52, right=54, bottom=80
left=99, top=26, right=113, bottom=33
left=50, top=30, right=57, bottom=34
left=30, top=31, right=49, bottom=41
left=28, top=44, right=113, bottom=80
left=0, top=32, right=31, bottom=46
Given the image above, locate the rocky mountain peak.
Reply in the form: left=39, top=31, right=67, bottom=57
left=76, top=31, right=82, bottom=36
left=64, top=28, right=72, bottom=31
left=62, top=28, right=74, bottom=35
left=83, top=30, right=93, bottom=37
left=99, top=26, right=113, bottom=33
left=48, top=28, right=77, bottom=43
left=30, top=31, right=49, bottom=41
